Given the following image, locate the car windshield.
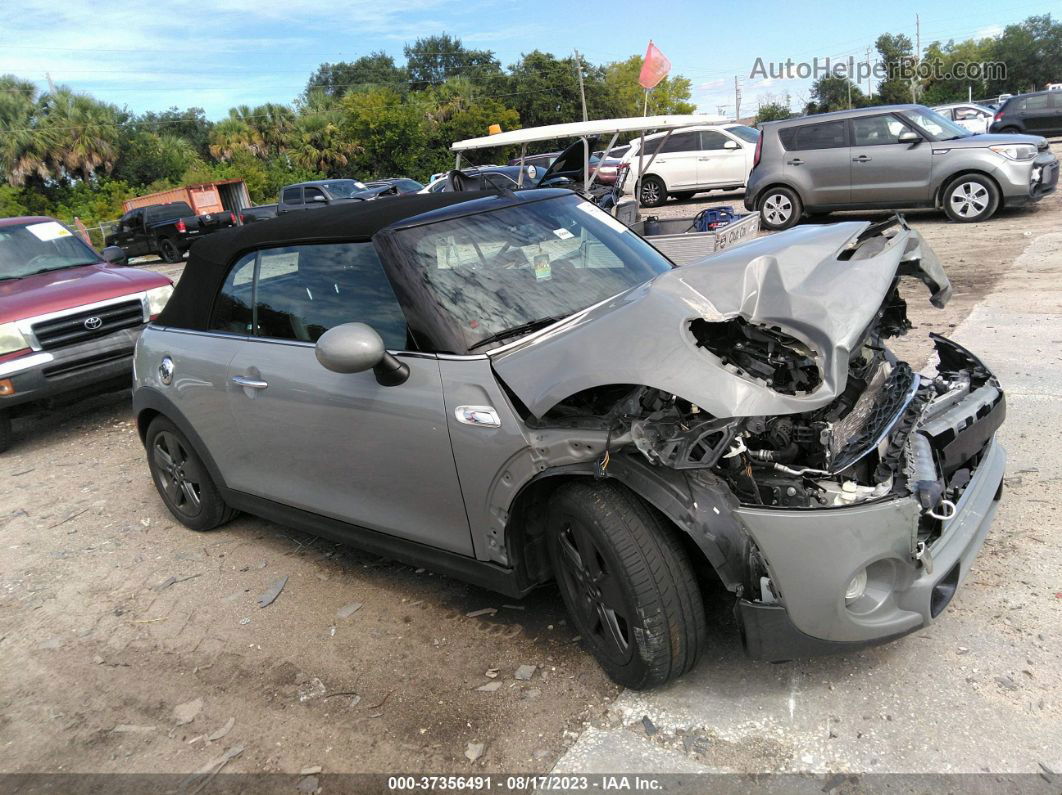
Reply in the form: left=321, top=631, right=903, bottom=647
left=0, top=221, right=100, bottom=280
left=901, top=107, right=971, bottom=140
left=727, top=125, right=760, bottom=143
left=387, top=194, right=673, bottom=353
left=320, top=180, right=368, bottom=198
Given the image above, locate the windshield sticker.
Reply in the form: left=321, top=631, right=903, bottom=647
left=533, top=255, right=552, bottom=281
left=552, top=227, right=574, bottom=240
left=575, top=202, right=630, bottom=235
left=26, top=221, right=73, bottom=242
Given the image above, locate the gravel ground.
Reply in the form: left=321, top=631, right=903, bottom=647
left=1, top=148, right=1060, bottom=777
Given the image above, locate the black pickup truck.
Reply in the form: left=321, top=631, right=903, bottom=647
left=105, top=202, right=237, bottom=263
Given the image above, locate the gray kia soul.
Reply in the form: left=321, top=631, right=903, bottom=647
left=745, top=104, right=1058, bottom=230
left=134, top=191, right=1006, bottom=688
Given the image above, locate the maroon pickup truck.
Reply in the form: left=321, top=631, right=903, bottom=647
left=0, top=216, right=173, bottom=452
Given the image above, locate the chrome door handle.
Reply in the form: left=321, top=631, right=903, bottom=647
left=787, top=158, right=804, bottom=165
left=852, top=155, right=872, bottom=162
left=698, top=157, right=711, bottom=161
left=232, top=375, right=268, bottom=389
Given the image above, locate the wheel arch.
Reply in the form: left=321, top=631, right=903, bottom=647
left=934, top=169, right=1003, bottom=209
left=502, top=458, right=746, bottom=593
left=134, top=387, right=228, bottom=492
left=750, top=180, right=806, bottom=209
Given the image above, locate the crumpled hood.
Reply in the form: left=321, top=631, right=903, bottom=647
left=491, top=220, right=950, bottom=419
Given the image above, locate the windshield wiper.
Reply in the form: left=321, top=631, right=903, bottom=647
left=15, top=262, right=96, bottom=278
left=468, top=316, right=564, bottom=351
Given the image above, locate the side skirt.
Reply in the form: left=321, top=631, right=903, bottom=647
left=220, top=487, right=533, bottom=599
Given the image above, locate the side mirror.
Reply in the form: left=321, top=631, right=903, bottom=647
left=723, top=140, right=740, bottom=150
left=314, top=322, right=409, bottom=386
left=898, top=130, right=922, bottom=144
left=101, top=245, right=128, bottom=266
left=311, top=194, right=328, bottom=203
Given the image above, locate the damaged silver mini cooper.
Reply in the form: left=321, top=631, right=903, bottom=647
left=134, top=190, right=1005, bottom=689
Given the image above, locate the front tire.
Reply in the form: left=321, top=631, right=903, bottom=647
left=547, top=481, right=707, bottom=689
left=159, top=238, right=182, bottom=263
left=145, top=417, right=237, bottom=531
left=758, top=186, right=802, bottom=230
left=943, top=175, right=1000, bottom=223
left=638, top=176, right=667, bottom=208
left=0, top=411, right=11, bottom=454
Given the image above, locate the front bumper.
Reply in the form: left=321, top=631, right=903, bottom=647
left=993, top=152, right=1058, bottom=206
left=734, top=341, right=1006, bottom=661
left=0, top=327, right=142, bottom=411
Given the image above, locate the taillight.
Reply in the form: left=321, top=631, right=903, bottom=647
left=994, top=111, right=1003, bottom=122
left=175, top=218, right=186, bottom=233
left=230, top=212, right=236, bottom=225
left=753, top=134, right=763, bottom=168
left=239, top=213, right=245, bottom=224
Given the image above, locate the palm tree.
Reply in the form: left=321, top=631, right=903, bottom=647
left=289, top=112, right=360, bottom=175
left=39, top=89, right=121, bottom=181
left=0, top=75, right=52, bottom=186
left=209, top=106, right=262, bottom=160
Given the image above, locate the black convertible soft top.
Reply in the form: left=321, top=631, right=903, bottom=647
left=156, top=192, right=494, bottom=331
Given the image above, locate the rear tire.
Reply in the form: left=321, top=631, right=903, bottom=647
left=638, top=176, right=667, bottom=208
left=997, top=126, right=1020, bottom=134
left=159, top=238, right=182, bottom=263
left=547, top=480, right=707, bottom=689
left=0, top=411, right=11, bottom=454
left=758, top=186, right=802, bottom=230
left=942, top=174, right=1000, bottom=223
left=145, top=416, right=237, bottom=531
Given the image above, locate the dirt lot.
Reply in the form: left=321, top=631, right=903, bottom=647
left=1, top=148, right=1060, bottom=777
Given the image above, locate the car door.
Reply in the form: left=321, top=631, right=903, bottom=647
left=110, top=211, right=137, bottom=254
left=696, top=130, right=746, bottom=188
left=780, top=120, right=851, bottom=207
left=648, top=131, right=702, bottom=189
left=1048, top=92, right=1062, bottom=136
left=222, top=241, right=474, bottom=555
left=279, top=187, right=303, bottom=214
left=847, top=113, right=933, bottom=205
left=1019, top=94, right=1053, bottom=133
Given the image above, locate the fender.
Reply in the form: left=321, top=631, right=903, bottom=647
left=133, top=386, right=229, bottom=492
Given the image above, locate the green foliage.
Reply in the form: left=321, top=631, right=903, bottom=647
left=0, top=184, right=28, bottom=217
left=875, top=33, right=916, bottom=104
left=755, top=101, right=793, bottom=123
left=601, top=56, right=696, bottom=119
left=304, top=53, right=408, bottom=99
left=404, top=34, right=502, bottom=89
left=113, top=132, right=202, bottom=189
left=340, top=88, right=427, bottom=178
left=806, top=76, right=868, bottom=114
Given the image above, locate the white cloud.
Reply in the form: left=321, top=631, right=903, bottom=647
left=697, top=79, right=726, bottom=92
left=974, top=24, right=1004, bottom=39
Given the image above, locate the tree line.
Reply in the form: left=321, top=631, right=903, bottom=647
left=755, top=14, right=1061, bottom=121
left=0, top=34, right=694, bottom=238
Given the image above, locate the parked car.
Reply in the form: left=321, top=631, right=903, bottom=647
left=239, top=204, right=278, bottom=224
left=620, top=124, right=760, bottom=207
left=746, top=104, right=1059, bottom=230
left=365, top=178, right=425, bottom=195
left=276, top=179, right=397, bottom=215
left=1, top=216, right=173, bottom=452
left=420, top=165, right=539, bottom=193
left=105, top=202, right=236, bottom=263
left=507, top=152, right=560, bottom=169
left=989, top=90, right=1062, bottom=137
left=133, top=192, right=1004, bottom=689
left=932, top=103, right=995, bottom=134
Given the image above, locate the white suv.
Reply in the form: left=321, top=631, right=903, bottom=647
left=620, top=124, right=760, bottom=207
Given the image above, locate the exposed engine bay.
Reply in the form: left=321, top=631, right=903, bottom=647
left=523, top=218, right=1002, bottom=522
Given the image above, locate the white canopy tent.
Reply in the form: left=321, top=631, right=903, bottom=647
left=450, top=114, right=729, bottom=190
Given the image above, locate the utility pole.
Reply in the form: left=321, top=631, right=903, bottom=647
left=912, top=13, right=921, bottom=102
left=574, top=50, right=588, bottom=123
left=734, top=76, right=742, bottom=121
left=866, top=47, right=873, bottom=99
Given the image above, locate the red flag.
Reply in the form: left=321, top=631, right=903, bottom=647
left=639, top=41, right=671, bottom=89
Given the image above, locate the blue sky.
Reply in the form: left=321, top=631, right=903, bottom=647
left=0, top=0, right=1054, bottom=120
